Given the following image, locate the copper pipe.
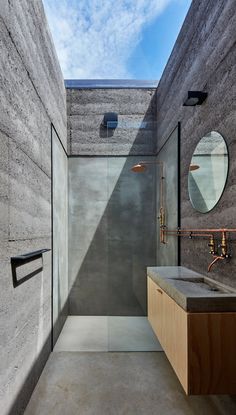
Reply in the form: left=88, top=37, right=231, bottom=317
left=208, top=255, right=225, bottom=272
left=164, top=231, right=213, bottom=237
left=138, top=161, right=164, bottom=211
left=158, top=162, right=164, bottom=214
left=135, top=160, right=160, bottom=165
left=164, top=228, right=236, bottom=233
left=161, top=227, right=232, bottom=272
left=162, top=229, right=236, bottom=249
left=160, top=226, right=166, bottom=244
left=131, top=161, right=164, bottom=206
left=146, top=161, right=165, bottom=244
left=131, top=161, right=165, bottom=243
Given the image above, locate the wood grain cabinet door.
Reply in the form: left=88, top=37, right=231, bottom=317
left=161, top=290, right=188, bottom=393
left=147, top=277, right=164, bottom=341
left=147, top=277, right=188, bottom=393
left=147, top=276, right=236, bottom=395
left=188, top=312, right=236, bottom=394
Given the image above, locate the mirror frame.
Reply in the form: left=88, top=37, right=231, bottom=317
left=188, top=131, right=229, bottom=214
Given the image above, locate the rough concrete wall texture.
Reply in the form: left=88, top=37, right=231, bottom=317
left=52, top=127, right=68, bottom=346
left=0, top=1, right=66, bottom=414
left=67, top=88, right=158, bottom=314
left=0, top=0, right=67, bottom=150
left=156, top=0, right=236, bottom=287
left=67, top=88, right=157, bottom=155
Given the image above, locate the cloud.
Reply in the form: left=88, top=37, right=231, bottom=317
left=42, top=0, right=173, bottom=79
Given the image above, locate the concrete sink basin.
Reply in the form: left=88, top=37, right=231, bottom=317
left=147, top=266, right=236, bottom=312
left=169, top=276, right=235, bottom=294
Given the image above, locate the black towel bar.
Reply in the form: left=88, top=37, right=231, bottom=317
left=11, top=249, right=51, bottom=265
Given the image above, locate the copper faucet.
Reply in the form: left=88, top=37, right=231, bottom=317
left=221, top=231, right=227, bottom=256
left=208, top=255, right=225, bottom=272
left=208, top=235, right=216, bottom=255
left=207, top=231, right=230, bottom=272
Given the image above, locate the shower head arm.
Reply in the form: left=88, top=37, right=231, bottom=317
left=131, top=160, right=166, bottom=242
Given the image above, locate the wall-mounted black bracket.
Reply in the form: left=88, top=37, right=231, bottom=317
left=11, top=249, right=51, bottom=266
left=11, top=249, right=51, bottom=287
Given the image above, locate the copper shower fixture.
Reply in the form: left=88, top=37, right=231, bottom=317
left=131, top=160, right=166, bottom=243
left=189, top=164, right=200, bottom=171
left=131, top=163, right=147, bottom=173
left=161, top=227, right=235, bottom=272
left=131, top=160, right=236, bottom=272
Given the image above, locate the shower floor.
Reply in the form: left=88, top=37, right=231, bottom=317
left=54, top=316, right=162, bottom=352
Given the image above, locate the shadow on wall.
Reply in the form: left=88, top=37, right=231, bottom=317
left=7, top=300, right=69, bottom=415
left=3, top=250, right=52, bottom=415
left=11, top=259, right=43, bottom=287
left=99, top=123, right=115, bottom=138
left=68, top=92, right=157, bottom=316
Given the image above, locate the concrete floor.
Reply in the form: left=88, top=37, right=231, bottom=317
left=54, top=316, right=162, bottom=352
left=24, top=352, right=236, bottom=415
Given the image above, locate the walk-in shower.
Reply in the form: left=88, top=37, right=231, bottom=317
left=54, top=155, right=161, bottom=352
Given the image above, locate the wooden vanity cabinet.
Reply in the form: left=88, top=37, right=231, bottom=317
left=147, top=276, right=236, bottom=395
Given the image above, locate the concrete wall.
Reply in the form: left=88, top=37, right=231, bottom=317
left=67, top=87, right=157, bottom=315
left=67, top=88, right=157, bottom=155
left=156, top=0, right=236, bottom=287
left=52, top=127, right=68, bottom=346
left=68, top=156, right=156, bottom=316
left=0, top=1, right=67, bottom=414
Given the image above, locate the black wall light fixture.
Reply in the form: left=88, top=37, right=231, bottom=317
left=183, top=91, right=208, bottom=106
left=102, top=112, right=118, bottom=129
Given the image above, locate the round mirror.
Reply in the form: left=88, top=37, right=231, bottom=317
left=188, top=131, right=228, bottom=213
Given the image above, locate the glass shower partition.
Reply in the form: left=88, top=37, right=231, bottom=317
left=67, top=122, right=162, bottom=351
left=106, top=155, right=158, bottom=350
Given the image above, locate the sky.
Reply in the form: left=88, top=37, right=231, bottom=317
left=42, top=0, right=192, bottom=80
